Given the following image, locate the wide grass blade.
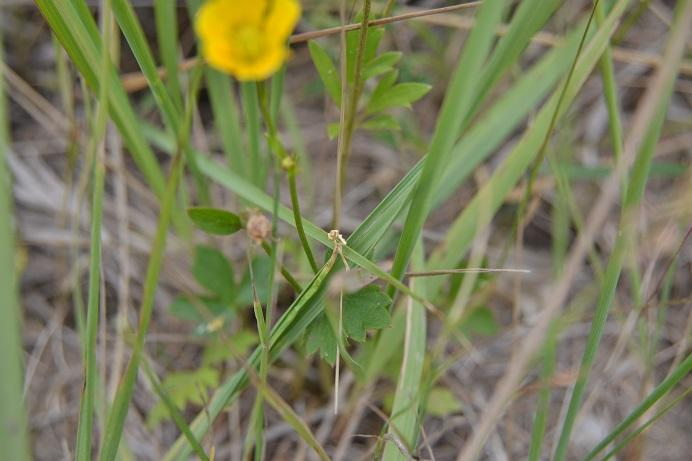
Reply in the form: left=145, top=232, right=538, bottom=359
left=0, top=25, right=30, bottom=461
left=387, top=0, right=508, bottom=297
left=382, top=244, right=427, bottom=461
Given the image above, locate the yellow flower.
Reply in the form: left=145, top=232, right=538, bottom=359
left=195, top=0, right=301, bottom=81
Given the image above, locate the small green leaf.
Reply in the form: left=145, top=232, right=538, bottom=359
left=361, top=114, right=401, bottom=132
left=308, top=40, right=341, bottom=105
left=192, top=245, right=236, bottom=302
left=368, top=70, right=398, bottom=113
left=363, top=51, right=402, bottom=80
left=187, top=207, right=242, bottom=235
left=459, top=307, right=500, bottom=337
left=343, top=285, right=391, bottom=342
left=305, top=313, right=337, bottom=365
left=367, top=82, right=432, bottom=114
left=426, top=387, right=463, bottom=417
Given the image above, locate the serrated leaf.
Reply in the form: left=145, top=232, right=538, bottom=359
left=308, top=40, right=341, bottom=105
left=363, top=51, right=402, bottom=80
left=426, top=387, right=463, bottom=417
left=305, top=313, right=337, bottom=365
left=459, top=307, right=500, bottom=337
left=367, top=82, right=432, bottom=114
left=187, top=207, right=242, bottom=235
left=361, top=114, right=401, bottom=132
left=192, top=245, right=235, bottom=302
left=343, top=285, right=391, bottom=342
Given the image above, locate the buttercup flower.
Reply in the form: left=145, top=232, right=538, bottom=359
left=195, top=0, right=301, bottom=81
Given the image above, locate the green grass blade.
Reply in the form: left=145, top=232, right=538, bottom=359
left=75, top=2, right=112, bottom=458
left=382, top=243, right=427, bottom=461
left=580, top=353, right=692, bottom=461
left=426, top=0, right=630, bottom=297
left=595, top=1, right=625, bottom=178
left=599, top=387, right=692, bottom=461
left=99, top=63, right=205, bottom=460
left=241, top=81, right=264, bottom=187
left=387, top=0, right=509, bottom=297
left=154, top=0, right=184, bottom=110
left=0, top=25, right=30, bottom=461
left=552, top=8, right=687, bottom=454
left=112, top=0, right=180, bottom=132
left=111, top=0, right=209, bottom=203
left=35, top=0, right=166, bottom=196
left=206, top=70, right=246, bottom=171
left=471, top=0, right=562, bottom=111
left=100, top=152, right=185, bottom=461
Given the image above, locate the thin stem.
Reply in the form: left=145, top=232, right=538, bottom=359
left=333, top=0, right=371, bottom=229
left=257, top=82, right=319, bottom=273
left=287, top=167, right=319, bottom=272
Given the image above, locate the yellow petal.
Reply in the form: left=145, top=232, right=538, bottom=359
left=195, top=0, right=268, bottom=41
left=228, top=44, right=288, bottom=81
left=264, top=0, right=301, bottom=40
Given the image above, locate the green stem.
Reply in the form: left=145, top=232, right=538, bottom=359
left=287, top=167, right=318, bottom=272
left=333, top=0, right=371, bottom=228
left=257, top=82, right=319, bottom=273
